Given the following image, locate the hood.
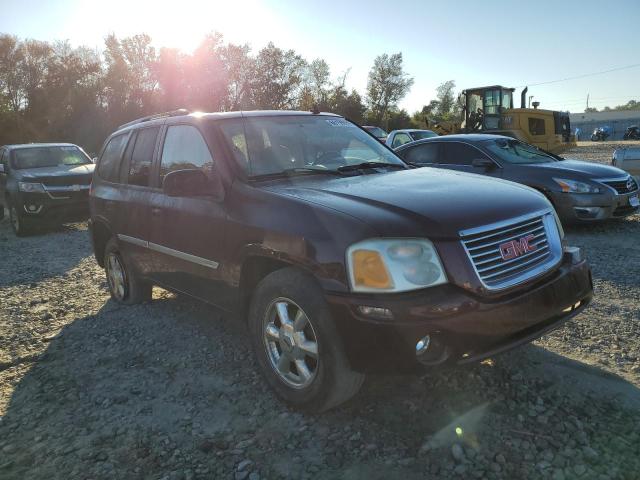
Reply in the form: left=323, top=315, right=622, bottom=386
left=526, top=159, right=628, bottom=179
left=17, top=164, right=95, bottom=184
left=261, top=168, right=551, bottom=239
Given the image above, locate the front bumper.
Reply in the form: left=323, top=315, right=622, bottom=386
left=326, top=251, right=593, bottom=373
left=15, top=188, right=90, bottom=224
left=550, top=189, right=639, bottom=222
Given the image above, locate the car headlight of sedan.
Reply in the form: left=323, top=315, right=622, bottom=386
left=18, top=182, right=46, bottom=193
left=346, top=238, right=447, bottom=293
left=552, top=178, right=600, bottom=194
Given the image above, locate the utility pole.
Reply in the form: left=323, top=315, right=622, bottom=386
left=586, top=93, right=589, bottom=111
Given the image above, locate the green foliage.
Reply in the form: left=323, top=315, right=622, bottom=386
left=366, top=53, right=414, bottom=125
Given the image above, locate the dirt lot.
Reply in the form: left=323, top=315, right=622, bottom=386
left=1, top=143, right=639, bottom=480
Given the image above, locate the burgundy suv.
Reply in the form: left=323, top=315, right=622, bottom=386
left=89, top=110, right=593, bottom=411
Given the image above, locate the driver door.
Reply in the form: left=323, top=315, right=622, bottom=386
left=147, top=123, right=229, bottom=306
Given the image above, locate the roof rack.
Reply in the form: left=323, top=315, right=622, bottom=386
left=118, top=109, right=190, bottom=130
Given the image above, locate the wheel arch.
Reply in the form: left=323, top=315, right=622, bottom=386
left=90, top=218, right=113, bottom=268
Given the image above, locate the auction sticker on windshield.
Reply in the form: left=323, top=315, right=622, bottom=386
left=326, top=119, right=354, bottom=127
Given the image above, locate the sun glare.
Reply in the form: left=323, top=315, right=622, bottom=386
left=75, top=0, right=275, bottom=53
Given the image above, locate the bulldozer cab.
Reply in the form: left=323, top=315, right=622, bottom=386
left=462, top=86, right=515, bottom=132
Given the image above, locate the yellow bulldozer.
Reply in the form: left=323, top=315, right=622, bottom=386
left=432, top=85, right=576, bottom=154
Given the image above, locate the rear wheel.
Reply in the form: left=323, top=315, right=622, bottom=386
left=9, top=202, right=34, bottom=237
left=104, top=238, right=152, bottom=304
left=248, top=267, right=364, bottom=412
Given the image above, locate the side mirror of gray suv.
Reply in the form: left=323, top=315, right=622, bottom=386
left=163, top=169, right=224, bottom=200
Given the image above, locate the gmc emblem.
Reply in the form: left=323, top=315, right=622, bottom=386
left=499, top=234, right=537, bottom=261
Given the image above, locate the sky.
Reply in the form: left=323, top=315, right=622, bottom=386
left=1, top=0, right=639, bottom=113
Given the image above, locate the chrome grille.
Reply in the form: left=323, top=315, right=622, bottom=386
left=460, top=210, right=563, bottom=290
left=600, top=176, right=638, bottom=194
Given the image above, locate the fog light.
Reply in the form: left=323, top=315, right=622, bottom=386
left=563, top=246, right=584, bottom=264
left=357, top=306, right=393, bottom=320
left=416, top=335, right=431, bottom=355
left=23, top=204, right=43, bottom=214
left=573, top=206, right=601, bottom=219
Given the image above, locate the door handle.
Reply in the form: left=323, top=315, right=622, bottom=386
left=151, top=207, right=162, bottom=216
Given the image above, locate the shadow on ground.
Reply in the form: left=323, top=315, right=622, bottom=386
left=1, top=290, right=639, bottom=480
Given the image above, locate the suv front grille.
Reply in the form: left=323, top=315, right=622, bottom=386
left=600, top=176, right=638, bottom=194
left=460, top=210, right=563, bottom=291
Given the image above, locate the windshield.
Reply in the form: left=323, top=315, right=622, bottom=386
left=364, top=126, right=387, bottom=138
left=11, top=146, right=91, bottom=169
left=484, top=138, right=557, bottom=164
left=409, top=130, right=438, bottom=141
left=218, top=116, right=404, bottom=177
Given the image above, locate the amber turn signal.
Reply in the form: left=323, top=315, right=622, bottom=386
left=352, top=249, right=393, bottom=289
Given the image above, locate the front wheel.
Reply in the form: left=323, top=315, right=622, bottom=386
left=104, top=238, right=152, bottom=304
left=9, top=202, right=34, bottom=236
left=248, top=268, right=364, bottom=412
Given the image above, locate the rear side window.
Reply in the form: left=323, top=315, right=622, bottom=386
left=441, top=143, right=486, bottom=165
left=402, top=143, right=440, bottom=165
left=98, top=134, right=129, bottom=183
left=159, top=125, right=213, bottom=180
left=128, top=127, right=160, bottom=187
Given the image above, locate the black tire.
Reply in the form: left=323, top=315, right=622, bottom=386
left=248, top=267, right=364, bottom=412
left=8, top=202, right=34, bottom=237
left=104, top=237, right=152, bottom=304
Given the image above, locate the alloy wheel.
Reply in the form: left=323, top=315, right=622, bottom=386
left=263, top=298, right=319, bottom=389
left=106, top=252, right=127, bottom=301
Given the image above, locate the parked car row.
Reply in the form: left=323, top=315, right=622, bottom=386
left=1, top=109, right=635, bottom=411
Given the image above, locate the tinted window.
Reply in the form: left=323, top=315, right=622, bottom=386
left=392, top=132, right=412, bottom=148
left=442, top=143, right=486, bottom=165
left=528, top=118, right=546, bottom=136
left=402, top=143, right=440, bottom=165
left=128, top=127, right=160, bottom=187
left=160, top=125, right=213, bottom=180
left=0, top=149, right=7, bottom=169
left=98, top=134, right=129, bottom=183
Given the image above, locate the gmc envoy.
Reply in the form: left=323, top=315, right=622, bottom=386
left=89, top=110, right=593, bottom=411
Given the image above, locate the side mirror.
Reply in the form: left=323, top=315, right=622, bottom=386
left=163, top=169, right=224, bottom=200
left=92, top=157, right=98, bottom=163
left=472, top=158, right=497, bottom=170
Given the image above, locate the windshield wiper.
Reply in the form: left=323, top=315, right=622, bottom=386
left=336, top=162, right=407, bottom=173
left=250, top=167, right=343, bottom=180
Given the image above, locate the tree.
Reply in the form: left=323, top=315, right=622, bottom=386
left=220, top=43, right=254, bottom=110
left=251, top=42, right=306, bottom=109
left=366, top=52, right=413, bottom=125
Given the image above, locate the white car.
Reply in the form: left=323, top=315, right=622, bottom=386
left=613, top=147, right=640, bottom=182
left=386, top=129, right=438, bottom=149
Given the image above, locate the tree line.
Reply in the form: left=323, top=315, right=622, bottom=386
left=0, top=32, right=460, bottom=153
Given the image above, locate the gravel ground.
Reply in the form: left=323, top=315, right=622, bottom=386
left=1, top=143, right=639, bottom=480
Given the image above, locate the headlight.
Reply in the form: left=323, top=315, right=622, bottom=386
left=18, top=182, right=46, bottom=193
left=346, top=239, right=447, bottom=293
left=552, top=178, right=600, bottom=194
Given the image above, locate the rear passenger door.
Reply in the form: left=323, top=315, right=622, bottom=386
left=147, top=123, right=228, bottom=304
left=116, top=126, right=162, bottom=276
